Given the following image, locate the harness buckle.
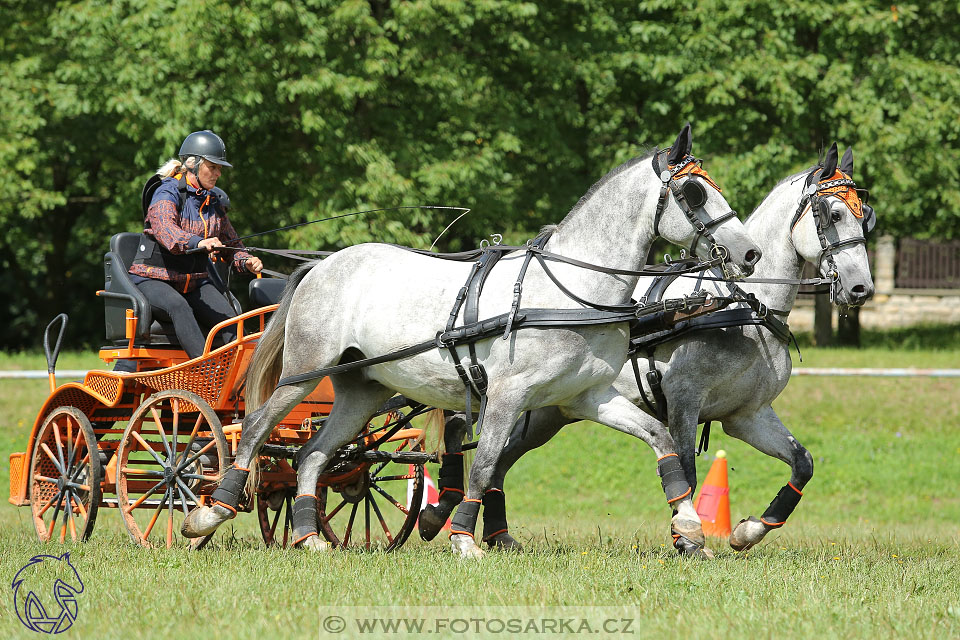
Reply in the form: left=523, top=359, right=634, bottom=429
left=693, top=219, right=706, bottom=233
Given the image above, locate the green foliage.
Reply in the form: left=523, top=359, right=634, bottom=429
left=1, top=1, right=958, bottom=348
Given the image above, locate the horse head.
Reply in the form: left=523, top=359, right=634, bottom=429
left=790, top=142, right=875, bottom=308
left=653, top=123, right=763, bottom=279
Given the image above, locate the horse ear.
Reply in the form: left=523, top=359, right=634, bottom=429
left=822, top=142, right=839, bottom=177
left=839, top=146, right=854, bottom=175
left=667, top=123, right=693, bottom=165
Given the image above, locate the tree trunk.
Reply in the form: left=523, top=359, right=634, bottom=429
left=814, top=294, right=834, bottom=346
left=837, top=307, right=861, bottom=347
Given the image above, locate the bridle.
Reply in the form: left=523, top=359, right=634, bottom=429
left=790, top=168, right=876, bottom=302
left=652, top=149, right=739, bottom=271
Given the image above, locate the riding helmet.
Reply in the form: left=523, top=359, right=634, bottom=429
left=178, top=130, right=232, bottom=167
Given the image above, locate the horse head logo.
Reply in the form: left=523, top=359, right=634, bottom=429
left=11, top=552, right=84, bottom=634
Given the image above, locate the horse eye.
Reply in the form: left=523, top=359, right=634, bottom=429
left=831, top=209, right=842, bottom=223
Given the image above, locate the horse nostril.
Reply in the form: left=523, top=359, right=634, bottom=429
left=744, top=249, right=761, bottom=266
left=852, top=284, right=866, bottom=295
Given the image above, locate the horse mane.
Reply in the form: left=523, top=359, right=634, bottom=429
left=747, top=166, right=817, bottom=217
left=555, top=149, right=656, bottom=231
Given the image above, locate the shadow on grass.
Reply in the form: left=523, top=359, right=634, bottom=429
left=794, top=322, right=960, bottom=350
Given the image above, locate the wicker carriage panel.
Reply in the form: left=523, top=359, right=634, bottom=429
left=84, top=373, right=123, bottom=405
left=9, top=453, right=26, bottom=505
left=133, top=349, right=237, bottom=407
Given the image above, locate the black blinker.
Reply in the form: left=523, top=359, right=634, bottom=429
left=862, top=203, right=876, bottom=235
left=680, top=179, right=707, bottom=209
left=816, top=199, right=832, bottom=229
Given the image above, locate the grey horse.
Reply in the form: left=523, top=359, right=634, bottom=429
left=424, top=143, right=875, bottom=554
left=182, top=124, right=762, bottom=558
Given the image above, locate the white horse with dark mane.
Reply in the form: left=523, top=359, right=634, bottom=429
left=182, top=125, right=762, bottom=557
left=432, top=143, right=875, bottom=553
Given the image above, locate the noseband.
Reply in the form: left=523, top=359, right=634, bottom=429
left=790, top=169, right=872, bottom=302
left=651, top=150, right=738, bottom=263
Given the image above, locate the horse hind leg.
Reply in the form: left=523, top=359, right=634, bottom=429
left=182, top=382, right=316, bottom=539
left=292, top=374, right=396, bottom=552
left=722, top=407, right=813, bottom=552
left=418, top=411, right=470, bottom=541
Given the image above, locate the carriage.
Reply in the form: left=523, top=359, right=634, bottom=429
left=8, top=232, right=436, bottom=550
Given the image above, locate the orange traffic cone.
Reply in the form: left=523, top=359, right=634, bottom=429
left=694, top=450, right=731, bottom=537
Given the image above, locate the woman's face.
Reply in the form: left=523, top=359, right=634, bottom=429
left=197, top=160, right=222, bottom=190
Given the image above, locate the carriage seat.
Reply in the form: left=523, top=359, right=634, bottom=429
left=103, top=232, right=242, bottom=347
left=248, top=277, right=286, bottom=308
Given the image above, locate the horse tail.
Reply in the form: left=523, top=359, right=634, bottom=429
left=245, top=260, right=318, bottom=411
left=422, top=408, right=446, bottom=455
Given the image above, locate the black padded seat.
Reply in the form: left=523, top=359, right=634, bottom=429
left=103, top=232, right=177, bottom=345
left=248, top=277, right=286, bottom=308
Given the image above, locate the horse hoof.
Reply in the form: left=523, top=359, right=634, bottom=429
left=670, top=515, right=705, bottom=546
left=673, top=534, right=713, bottom=558
left=265, top=490, right=285, bottom=511
left=418, top=504, right=450, bottom=541
left=730, top=516, right=769, bottom=552
left=485, top=532, right=523, bottom=551
left=450, top=534, right=485, bottom=559
left=296, top=534, right=331, bottom=552
left=181, top=504, right=231, bottom=538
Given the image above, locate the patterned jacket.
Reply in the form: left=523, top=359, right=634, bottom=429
left=129, top=175, right=252, bottom=293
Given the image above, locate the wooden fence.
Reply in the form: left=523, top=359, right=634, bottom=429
left=896, top=238, right=960, bottom=289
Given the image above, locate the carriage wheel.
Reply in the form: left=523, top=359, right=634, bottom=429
left=29, top=407, right=102, bottom=542
left=116, top=390, right=228, bottom=549
left=317, top=436, right=425, bottom=551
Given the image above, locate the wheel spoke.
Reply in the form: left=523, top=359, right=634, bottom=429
left=125, top=479, right=167, bottom=512
left=342, top=502, right=359, bottom=547
left=65, top=417, right=74, bottom=474
left=364, top=496, right=371, bottom=549
left=371, top=483, right=409, bottom=515
left=174, top=485, right=190, bottom=518
left=33, top=474, right=59, bottom=485
left=132, top=431, right=169, bottom=467
left=176, top=439, right=216, bottom=472
left=70, top=493, right=88, bottom=520
left=176, top=415, right=205, bottom=467
left=40, top=443, right=64, bottom=475
left=47, top=490, right=66, bottom=539
left=149, top=406, right=174, bottom=460
left=174, top=476, right=201, bottom=506
left=369, top=493, right=394, bottom=544
left=37, top=490, right=62, bottom=517
left=171, top=399, right=180, bottom=447
left=69, top=427, right=84, bottom=468
left=322, top=498, right=348, bottom=523
left=59, top=490, right=70, bottom=543
left=166, top=487, right=175, bottom=548
left=268, top=503, right=283, bottom=542
left=142, top=487, right=170, bottom=540
left=52, top=421, right=67, bottom=475
left=181, top=473, right=219, bottom=482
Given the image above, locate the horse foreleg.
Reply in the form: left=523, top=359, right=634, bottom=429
left=182, top=382, right=315, bottom=538
left=481, top=406, right=571, bottom=551
left=562, top=388, right=710, bottom=558
left=448, top=397, right=523, bottom=559
left=722, top=406, right=813, bottom=551
left=418, top=411, right=470, bottom=541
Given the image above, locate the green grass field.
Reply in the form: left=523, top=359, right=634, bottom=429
left=1, top=345, right=959, bottom=639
